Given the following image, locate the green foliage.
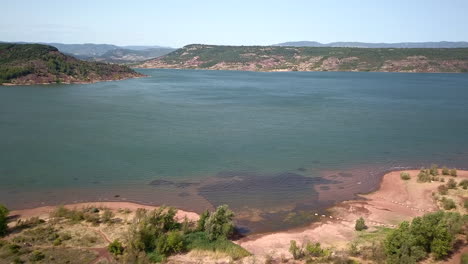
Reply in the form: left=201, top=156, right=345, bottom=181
left=196, top=210, right=210, bottom=232
left=289, top=240, right=303, bottom=260
left=447, top=178, right=458, bottom=189
left=438, top=184, right=448, bottom=195
left=384, top=211, right=464, bottom=262
left=461, top=252, right=468, bottom=264
left=355, top=217, right=367, bottom=231
left=430, top=164, right=439, bottom=176
left=0, top=204, right=9, bottom=236
left=442, top=167, right=450, bottom=175
left=184, top=232, right=250, bottom=260
left=441, top=197, right=456, bottom=210
left=0, top=43, right=139, bottom=85
left=464, top=200, right=468, bottom=209
left=29, top=250, right=45, bottom=261
left=305, top=242, right=326, bottom=257
left=400, top=172, right=411, bottom=180
left=203, top=205, right=234, bottom=241
left=156, top=231, right=185, bottom=256
left=108, top=239, right=124, bottom=256
left=102, top=209, right=114, bottom=223
left=459, top=179, right=468, bottom=190
left=450, top=168, right=458, bottom=177
left=417, top=169, right=432, bottom=183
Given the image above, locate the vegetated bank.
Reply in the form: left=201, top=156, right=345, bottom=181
left=136, top=44, right=468, bottom=73
left=0, top=43, right=144, bottom=85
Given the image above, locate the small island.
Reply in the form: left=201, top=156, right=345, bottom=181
left=0, top=43, right=144, bottom=85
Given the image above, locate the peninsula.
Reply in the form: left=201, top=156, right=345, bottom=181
left=0, top=43, right=144, bottom=85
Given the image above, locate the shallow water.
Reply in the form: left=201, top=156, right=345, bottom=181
left=1, top=69, right=468, bottom=233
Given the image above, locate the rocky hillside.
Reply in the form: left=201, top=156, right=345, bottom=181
left=137, top=44, right=468, bottom=73
left=0, top=43, right=144, bottom=85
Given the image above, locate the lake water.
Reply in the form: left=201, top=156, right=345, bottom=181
left=1, top=69, right=468, bottom=233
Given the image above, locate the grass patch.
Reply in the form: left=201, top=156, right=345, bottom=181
left=184, top=232, right=250, bottom=260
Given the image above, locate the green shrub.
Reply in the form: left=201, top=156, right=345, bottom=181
left=355, top=217, right=367, bottom=231
left=459, top=179, right=468, bottom=190
left=29, top=250, right=45, bottom=261
left=430, top=164, right=439, bottom=176
left=385, top=211, right=463, bottom=261
left=102, top=209, right=114, bottom=223
left=450, top=169, right=457, bottom=177
left=305, top=242, right=325, bottom=257
left=184, top=232, right=250, bottom=260
left=289, top=240, right=303, bottom=260
left=0, top=204, right=8, bottom=236
left=464, top=200, right=468, bottom=209
left=196, top=210, right=210, bottom=232
left=417, top=170, right=431, bottom=182
left=462, top=252, right=468, bottom=264
left=441, top=198, right=456, bottom=210
left=438, top=185, right=448, bottom=195
left=400, top=172, right=411, bottom=180
left=441, top=167, right=450, bottom=175
left=156, top=231, right=185, bottom=256
left=447, top=179, right=457, bottom=189
left=204, top=205, right=234, bottom=241
left=108, top=239, right=124, bottom=255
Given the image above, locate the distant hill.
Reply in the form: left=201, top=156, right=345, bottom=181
left=0, top=42, right=175, bottom=63
left=0, top=43, right=144, bottom=85
left=274, top=41, right=468, bottom=48
left=77, top=47, right=176, bottom=64
left=136, top=44, right=468, bottom=73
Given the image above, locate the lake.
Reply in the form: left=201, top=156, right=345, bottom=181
left=1, top=69, right=468, bottom=233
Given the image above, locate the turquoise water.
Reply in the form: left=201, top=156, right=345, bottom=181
left=1, top=69, right=468, bottom=232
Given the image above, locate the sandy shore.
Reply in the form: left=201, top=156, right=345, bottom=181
left=8, top=201, right=199, bottom=222
left=236, top=169, right=468, bottom=261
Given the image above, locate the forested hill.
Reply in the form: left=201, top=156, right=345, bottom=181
left=0, top=43, right=143, bottom=85
left=137, top=44, right=468, bottom=73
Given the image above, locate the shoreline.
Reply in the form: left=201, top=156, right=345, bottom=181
left=0, top=74, right=147, bottom=87
left=6, top=168, right=468, bottom=261
left=236, top=169, right=468, bottom=259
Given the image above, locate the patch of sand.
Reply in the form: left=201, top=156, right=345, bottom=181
left=9, top=201, right=199, bottom=222
left=236, top=170, right=468, bottom=259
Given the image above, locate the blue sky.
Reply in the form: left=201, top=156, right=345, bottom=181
left=1, top=0, right=467, bottom=47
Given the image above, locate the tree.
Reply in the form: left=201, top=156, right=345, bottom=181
left=0, top=204, right=9, bottom=236
left=196, top=210, right=210, bottom=232
left=204, top=205, right=234, bottom=241
left=355, top=217, right=367, bottom=231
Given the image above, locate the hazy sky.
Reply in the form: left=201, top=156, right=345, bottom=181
left=1, top=0, right=467, bottom=47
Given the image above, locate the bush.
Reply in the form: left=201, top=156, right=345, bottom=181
left=417, top=169, right=431, bottom=182
left=441, top=167, right=450, bottom=175
left=438, top=185, right=448, bottom=195
left=355, top=217, right=367, bottom=231
left=400, top=172, right=411, bottom=180
left=305, top=242, right=326, bottom=257
left=447, top=179, right=457, bottom=189
left=441, top=197, right=456, bottom=210
left=184, top=231, right=250, bottom=260
left=450, top=169, right=457, bottom=177
left=29, top=250, right=45, bottom=261
left=465, top=200, right=468, bottom=209
left=289, top=240, right=303, bottom=260
left=385, top=211, right=463, bottom=261
left=459, top=179, right=468, bottom=190
left=156, top=231, right=185, bottom=256
left=196, top=210, right=209, bottom=232
left=204, top=205, right=234, bottom=241
left=462, top=253, right=468, bottom=264
left=102, top=209, right=114, bottom=223
left=430, top=164, right=439, bottom=176
left=0, top=204, right=9, bottom=236
left=108, top=239, right=124, bottom=255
